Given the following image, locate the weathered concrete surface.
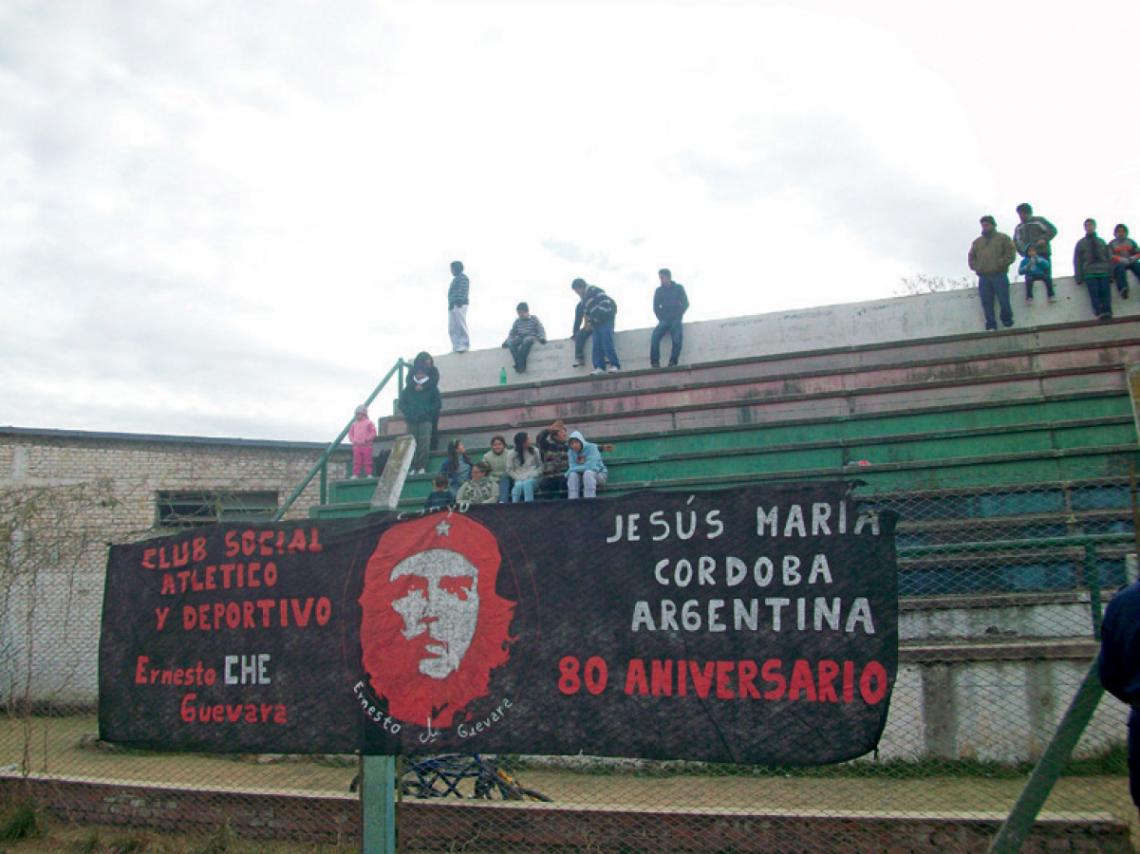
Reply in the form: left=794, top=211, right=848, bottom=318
left=430, top=278, right=1140, bottom=393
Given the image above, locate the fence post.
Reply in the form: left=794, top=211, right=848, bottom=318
left=361, top=756, right=397, bottom=854
left=358, top=434, right=416, bottom=853
left=987, top=661, right=1105, bottom=854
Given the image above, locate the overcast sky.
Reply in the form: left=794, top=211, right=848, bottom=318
left=2, top=0, right=1137, bottom=442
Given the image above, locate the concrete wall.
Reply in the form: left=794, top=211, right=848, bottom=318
left=0, top=429, right=344, bottom=706
left=431, top=276, right=1140, bottom=393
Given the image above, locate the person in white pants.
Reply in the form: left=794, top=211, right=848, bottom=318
left=566, top=430, right=608, bottom=499
left=447, top=260, right=470, bottom=352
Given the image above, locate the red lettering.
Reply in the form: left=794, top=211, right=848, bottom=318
left=788, top=659, right=818, bottom=702
left=715, top=661, right=735, bottom=699
left=843, top=660, right=855, bottom=703
left=224, top=530, right=240, bottom=558
left=142, top=548, right=157, bottom=569
left=650, top=659, right=673, bottom=696
left=737, top=660, right=760, bottom=699
left=689, top=661, right=715, bottom=698
left=761, top=658, right=786, bottom=700
left=192, top=536, right=207, bottom=562
left=859, top=661, right=888, bottom=705
left=258, top=530, right=275, bottom=556
left=623, top=658, right=647, bottom=695
left=817, top=659, right=840, bottom=703
left=134, top=655, right=149, bottom=684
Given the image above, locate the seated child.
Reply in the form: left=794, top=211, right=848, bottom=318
left=456, top=462, right=497, bottom=504
left=424, top=474, right=453, bottom=510
left=1018, top=245, right=1054, bottom=303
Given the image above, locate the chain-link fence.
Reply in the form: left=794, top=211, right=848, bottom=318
left=1, top=474, right=1136, bottom=852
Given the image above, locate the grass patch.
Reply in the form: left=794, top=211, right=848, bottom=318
left=0, top=801, right=38, bottom=841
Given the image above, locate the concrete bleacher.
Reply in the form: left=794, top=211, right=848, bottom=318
left=311, top=281, right=1140, bottom=763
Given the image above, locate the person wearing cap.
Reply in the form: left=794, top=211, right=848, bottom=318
left=1098, top=577, right=1140, bottom=819
left=456, top=461, right=497, bottom=505
left=968, top=215, right=1016, bottom=331
left=1074, top=218, right=1114, bottom=320
left=447, top=260, right=470, bottom=353
left=502, top=302, right=547, bottom=373
left=571, top=278, right=621, bottom=374
left=348, top=404, right=378, bottom=478
left=650, top=268, right=689, bottom=368
left=566, top=430, right=608, bottom=499
left=398, top=369, right=442, bottom=474
left=1013, top=203, right=1058, bottom=261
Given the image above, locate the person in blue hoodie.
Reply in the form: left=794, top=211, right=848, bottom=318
left=565, top=430, right=608, bottom=499
left=1098, top=579, right=1140, bottom=817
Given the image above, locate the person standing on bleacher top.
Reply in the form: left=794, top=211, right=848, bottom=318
left=571, top=278, right=621, bottom=374
left=1098, top=579, right=1140, bottom=820
left=1074, top=218, right=1115, bottom=321
left=1013, top=203, right=1058, bottom=264
left=447, top=260, right=470, bottom=353
left=968, top=215, right=1016, bottom=331
left=650, top=268, right=689, bottom=368
left=398, top=369, right=441, bottom=475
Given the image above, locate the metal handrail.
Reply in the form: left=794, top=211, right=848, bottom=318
left=272, top=358, right=408, bottom=521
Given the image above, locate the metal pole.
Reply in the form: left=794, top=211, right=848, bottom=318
left=359, top=438, right=413, bottom=853
left=987, top=661, right=1105, bottom=853
left=361, top=755, right=397, bottom=854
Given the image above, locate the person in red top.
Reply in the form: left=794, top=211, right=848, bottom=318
left=348, top=404, right=378, bottom=478
left=1109, top=224, right=1140, bottom=299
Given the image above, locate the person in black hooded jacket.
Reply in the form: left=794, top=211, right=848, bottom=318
left=407, top=351, right=442, bottom=449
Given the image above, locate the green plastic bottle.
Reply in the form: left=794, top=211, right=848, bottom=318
left=499, top=367, right=508, bottom=385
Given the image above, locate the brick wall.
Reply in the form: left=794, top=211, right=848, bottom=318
left=0, top=775, right=1129, bottom=852
left=0, top=429, right=349, bottom=706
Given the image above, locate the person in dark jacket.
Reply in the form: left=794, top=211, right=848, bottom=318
left=1109, top=224, right=1140, bottom=299
left=438, top=439, right=473, bottom=497
left=570, top=300, right=593, bottom=369
left=967, top=215, right=1016, bottom=331
left=1013, top=203, right=1058, bottom=260
left=649, top=268, right=690, bottom=368
left=407, top=351, right=442, bottom=449
left=398, top=370, right=442, bottom=474
left=1098, top=579, right=1140, bottom=816
left=424, top=474, right=453, bottom=510
left=447, top=260, right=470, bottom=353
left=502, top=302, right=547, bottom=373
left=536, top=419, right=569, bottom=499
left=571, top=278, right=620, bottom=374
left=1074, top=218, right=1114, bottom=320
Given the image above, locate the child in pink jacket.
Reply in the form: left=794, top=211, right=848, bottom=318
left=349, top=404, right=377, bottom=477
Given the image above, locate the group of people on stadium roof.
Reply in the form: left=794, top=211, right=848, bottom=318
left=969, top=202, right=1140, bottom=330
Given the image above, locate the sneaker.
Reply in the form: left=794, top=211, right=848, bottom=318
left=1025, top=296, right=1033, bottom=303
left=650, top=363, right=660, bottom=368
left=1122, top=287, right=1130, bottom=299
left=590, top=368, right=605, bottom=375
left=572, top=360, right=582, bottom=367
left=1047, top=296, right=1057, bottom=304
left=606, top=365, right=620, bottom=373
left=668, top=361, right=678, bottom=367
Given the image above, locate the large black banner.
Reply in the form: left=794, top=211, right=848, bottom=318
left=99, top=484, right=897, bottom=764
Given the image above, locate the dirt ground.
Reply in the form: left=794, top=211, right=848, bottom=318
left=0, top=715, right=1134, bottom=852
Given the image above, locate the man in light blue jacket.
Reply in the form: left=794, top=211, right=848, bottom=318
left=566, top=430, right=608, bottom=499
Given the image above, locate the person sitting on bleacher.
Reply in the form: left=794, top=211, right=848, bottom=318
left=566, top=431, right=608, bottom=500
left=456, top=462, right=498, bottom=505
left=536, top=420, right=569, bottom=499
